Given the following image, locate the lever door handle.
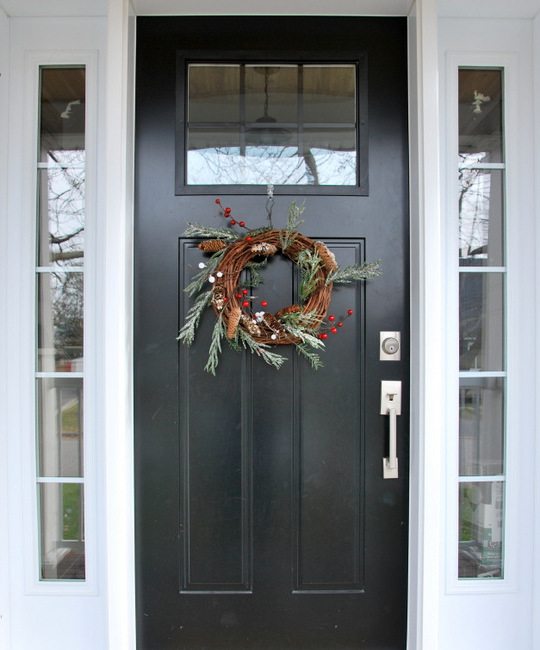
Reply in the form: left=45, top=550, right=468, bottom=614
left=380, top=381, right=401, bottom=479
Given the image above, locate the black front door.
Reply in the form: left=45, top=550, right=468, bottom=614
left=135, top=16, right=409, bottom=650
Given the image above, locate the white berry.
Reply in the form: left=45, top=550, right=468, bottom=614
left=208, top=275, right=216, bottom=283
left=216, top=271, right=223, bottom=278
left=271, top=334, right=277, bottom=340
left=198, top=262, right=207, bottom=269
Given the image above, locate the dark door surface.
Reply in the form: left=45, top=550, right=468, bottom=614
left=135, top=16, right=409, bottom=650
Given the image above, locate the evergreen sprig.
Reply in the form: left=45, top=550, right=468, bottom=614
left=177, top=290, right=212, bottom=346
left=204, top=316, right=225, bottom=375
left=295, top=343, right=324, bottom=370
left=326, top=260, right=382, bottom=285
left=297, top=249, right=323, bottom=299
left=237, top=328, right=287, bottom=370
left=279, top=201, right=304, bottom=251
left=185, top=223, right=240, bottom=241
left=184, top=249, right=225, bottom=297
left=245, top=259, right=268, bottom=288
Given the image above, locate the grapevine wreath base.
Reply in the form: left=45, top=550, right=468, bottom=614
left=178, top=199, right=381, bottom=374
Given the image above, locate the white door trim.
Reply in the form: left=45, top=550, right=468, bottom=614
left=101, top=1, right=443, bottom=649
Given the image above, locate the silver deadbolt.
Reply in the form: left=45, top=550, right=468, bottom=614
left=380, top=331, right=401, bottom=361
left=382, top=337, right=399, bottom=355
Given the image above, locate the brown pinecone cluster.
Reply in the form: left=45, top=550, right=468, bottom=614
left=198, top=239, right=227, bottom=253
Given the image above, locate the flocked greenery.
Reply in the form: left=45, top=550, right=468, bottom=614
left=177, top=290, right=212, bottom=345
left=326, top=261, right=382, bottom=285
left=296, top=248, right=323, bottom=300
left=279, top=202, right=304, bottom=252
left=204, top=316, right=225, bottom=375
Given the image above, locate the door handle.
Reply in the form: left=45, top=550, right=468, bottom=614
left=380, top=381, right=401, bottom=479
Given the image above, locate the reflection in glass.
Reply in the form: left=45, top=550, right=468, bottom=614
left=38, top=159, right=85, bottom=267
left=188, top=65, right=240, bottom=124
left=459, top=169, right=503, bottom=266
left=37, top=377, right=84, bottom=477
left=38, top=272, right=84, bottom=372
left=459, top=68, right=503, bottom=164
left=303, top=65, right=356, bottom=124
left=39, top=483, right=85, bottom=580
left=185, top=63, right=358, bottom=186
left=303, top=128, right=356, bottom=185
left=40, top=67, right=85, bottom=162
left=459, top=481, right=504, bottom=578
left=459, top=272, right=504, bottom=371
left=245, top=65, right=298, bottom=123
left=459, top=377, right=504, bottom=476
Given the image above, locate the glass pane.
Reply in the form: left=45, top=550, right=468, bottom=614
left=459, top=68, right=503, bottom=164
left=459, top=377, right=504, bottom=476
left=303, top=128, right=356, bottom=185
left=303, top=65, right=356, bottom=124
left=459, top=169, right=504, bottom=266
left=39, top=483, right=85, bottom=580
left=185, top=63, right=359, bottom=187
left=37, top=377, right=84, bottom=478
left=38, top=271, right=84, bottom=372
left=245, top=131, right=300, bottom=185
left=187, top=128, right=240, bottom=185
left=40, top=67, right=85, bottom=162
left=459, top=272, right=504, bottom=371
left=459, top=481, right=504, bottom=578
left=188, top=65, right=240, bottom=123
left=245, top=65, right=298, bottom=123
left=38, top=165, right=85, bottom=267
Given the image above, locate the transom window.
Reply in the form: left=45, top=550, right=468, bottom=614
left=182, top=62, right=364, bottom=190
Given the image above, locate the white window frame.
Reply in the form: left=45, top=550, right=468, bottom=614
left=444, top=50, right=529, bottom=595
left=20, top=49, right=100, bottom=596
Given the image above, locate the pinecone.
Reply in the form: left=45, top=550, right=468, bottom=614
left=250, top=242, right=278, bottom=256
left=226, top=306, right=242, bottom=339
left=314, top=241, right=338, bottom=271
left=240, top=314, right=262, bottom=337
left=198, top=239, right=227, bottom=253
left=212, top=284, right=226, bottom=311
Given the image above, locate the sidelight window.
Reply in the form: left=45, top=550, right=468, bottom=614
left=457, top=68, right=506, bottom=579
left=36, top=67, right=86, bottom=580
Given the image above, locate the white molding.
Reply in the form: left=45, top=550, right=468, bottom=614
left=533, top=13, right=540, bottom=650
left=444, top=50, right=524, bottom=598
left=19, top=49, right=100, bottom=598
left=407, top=1, right=443, bottom=649
left=103, top=1, right=136, bottom=648
left=0, top=8, right=12, bottom=650
left=438, top=17, right=536, bottom=648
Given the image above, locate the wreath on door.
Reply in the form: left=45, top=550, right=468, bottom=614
left=178, top=194, right=381, bottom=374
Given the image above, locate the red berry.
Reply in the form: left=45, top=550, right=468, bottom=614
left=223, top=297, right=228, bottom=302
left=239, top=221, right=246, bottom=227
left=246, top=236, right=253, bottom=241
left=242, top=289, right=249, bottom=295
left=261, top=300, right=268, bottom=307
left=235, top=293, right=242, bottom=299
left=242, top=300, right=250, bottom=308
left=328, top=315, right=336, bottom=322
left=224, top=207, right=231, bottom=215
left=331, top=327, right=338, bottom=334
left=347, top=309, right=353, bottom=316
left=229, top=219, right=236, bottom=226
left=215, top=198, right=221, bottom=204
left=338, top=322, right=344, bottom=328
left=321, top=333, right=329, bottom=340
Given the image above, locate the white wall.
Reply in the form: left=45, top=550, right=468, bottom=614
left=4, top=16, right=109, bottom=650
left=438, top=17, right=537, bottom=649
left=0, top=7, right=11, bottom=650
